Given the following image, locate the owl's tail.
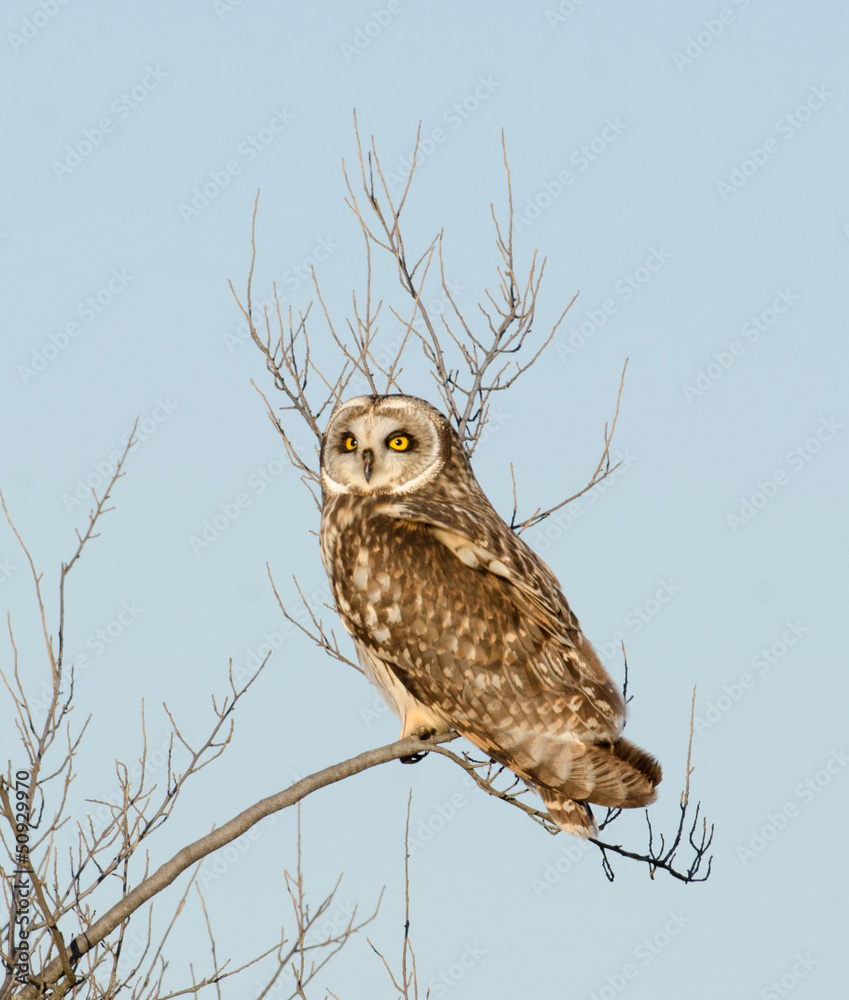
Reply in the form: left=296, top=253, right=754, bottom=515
left=536, top=790, right=600, bottom=838
left=536, top=738, right=663, bottom=839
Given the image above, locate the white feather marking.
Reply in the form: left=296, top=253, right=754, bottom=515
left=437, top=634, right=458, bottom=653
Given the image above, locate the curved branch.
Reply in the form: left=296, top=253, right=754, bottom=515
left=19, top=732, right=458, bottom=999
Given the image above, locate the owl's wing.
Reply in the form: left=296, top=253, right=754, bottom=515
left=383, top=496, right=581, bottom=647
left=352, top=495, right=651, bottom=817
left=381, top=496, right=625, bottom=729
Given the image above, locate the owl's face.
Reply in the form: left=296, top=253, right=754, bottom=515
left=320, top=395, right=449, bottom=495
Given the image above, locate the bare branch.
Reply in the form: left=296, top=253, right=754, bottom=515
left=511, top=358, right=629, bottom=532
left=681, top=685, right=697, bottom=809
left=18, top=733, right=458, bottom=998
left=423, top=737, right=712, bottom=884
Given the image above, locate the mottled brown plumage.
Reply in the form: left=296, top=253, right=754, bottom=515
left=318, top=394, right=661, bottom=836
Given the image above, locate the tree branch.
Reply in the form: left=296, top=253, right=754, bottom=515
left=19, top=733, right=458, bottom=998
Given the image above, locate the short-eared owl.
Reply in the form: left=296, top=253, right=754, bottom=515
left=318, top=394, right=661, bottom=837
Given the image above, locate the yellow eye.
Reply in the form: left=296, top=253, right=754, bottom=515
left=345, top=436, right=357, bottom=451
left=388, top=435, right=409, bottom=451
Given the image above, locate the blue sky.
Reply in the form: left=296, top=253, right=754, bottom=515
left=2, top=1, right=847, bottom=997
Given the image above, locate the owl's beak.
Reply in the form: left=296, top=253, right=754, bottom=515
left=362, top=448, right=374, bottom=483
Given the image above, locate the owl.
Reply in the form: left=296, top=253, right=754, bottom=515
left=318, top=394, right=661, bottom=837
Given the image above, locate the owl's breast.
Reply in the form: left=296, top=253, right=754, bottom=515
left=321, top=506, right=497, bottom=672
left=331, top=515, right=417, bottom=641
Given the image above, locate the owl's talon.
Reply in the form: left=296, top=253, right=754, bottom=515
left=400, top=726, right=435, bottom=763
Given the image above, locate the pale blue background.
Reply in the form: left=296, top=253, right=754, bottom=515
left=2, top=0, right=847, bottom=997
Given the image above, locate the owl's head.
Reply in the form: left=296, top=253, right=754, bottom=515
left=320, top=394, right=454, bottom=495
